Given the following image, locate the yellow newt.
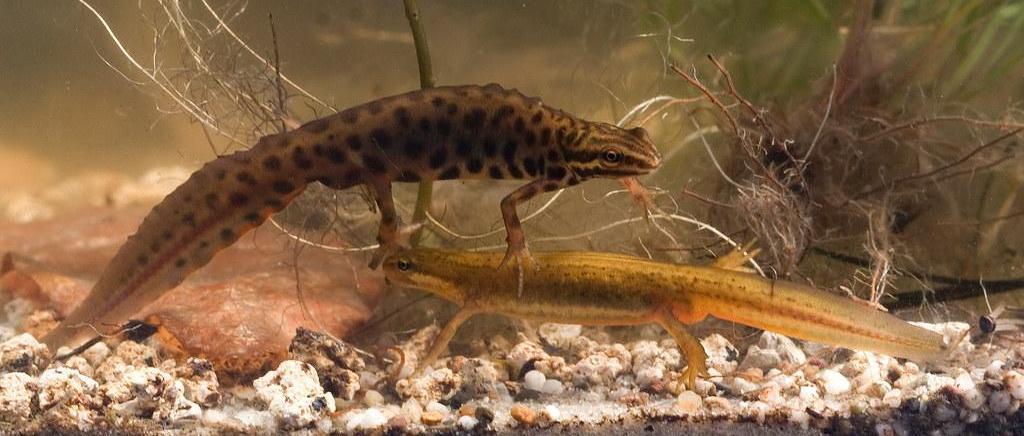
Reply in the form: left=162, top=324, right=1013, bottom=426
left=381, top=248, right=948, bottom=388
left=43, top=84, right=661, bottom=351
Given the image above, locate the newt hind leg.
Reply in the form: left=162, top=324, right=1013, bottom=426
left=657, top=308, right=710, bottom=391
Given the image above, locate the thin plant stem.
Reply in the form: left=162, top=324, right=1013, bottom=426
left=403, top=0, right=437, bottom=247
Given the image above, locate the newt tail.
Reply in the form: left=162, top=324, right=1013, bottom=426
left=382, top=248, right=948, bottom=389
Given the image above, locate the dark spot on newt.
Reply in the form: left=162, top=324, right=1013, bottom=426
left=346, top=135, right=363, bottom=151
left=235, top=172, right=257, bottom=186
left=431, top=96, right=446, bottom=107
left=531, top=111, right=543, bottom=124
left=263, top=156, right=282, bottom=171
left=489, top=165, right=504, bottom=179
left=455, top=138, right=473, bottom=158
left=220, top=228, right=235, bottom=242
left=483, top=138, right=498, bottom=158
left=404, top=138, right=426, bottom=160
left=428, top=148, right=447, bottom=169
left=524, top=130, right=537, bottom=147
left=341, top=110, right=358, bottom=124
left=244, top=212, right=261, bottom=223
left=491, top=105, right=514, bottom=127
left=467, top=158, right=483, bottom=173
left=363, top=155, right=388, bottom=173
left=464, top=108, right=486, bottom=130
left=327, top=146, right=346, bottom=164
left=205, top=193, right=218, bottom=209
left=394, top=107, right=412, bottom=128
left=523, top=158, right=538, bottom=177
left=369, top=129, right=392, bottom=148
left=436, top=119, right=452, bottom=137
left=229, top=192, right=249, bottom=207
left=547, top=166, right=567, bottom=180
left=175, top=258, right=187, bottom=268
left=272, top=180, right=295, bottom=195
left=446, top=103, right=459, bottom=116
left=514, top=117, right=525, bottom=133
left=292, top=147, right=314, bottom=170
left=502, top=140, right=518, bottom=167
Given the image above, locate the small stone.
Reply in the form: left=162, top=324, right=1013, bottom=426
left=701, top=334, right=739, bottom=374
left=420, top=410, right=443, bottom=425
left=1004, top=371, right=1024, bottom=400
left=253, top=360, right=336, bottom=429
left=457, top=414, right=479, bottom=430
left=990, top=390, right=1012, bottom=414
left=425, top=400, right=449, bottom=417
left=458, top=404, right=476, bottom=417
left=538, top=404, right=562, bottom=426
left=395, top=368, right=461, bottom=403
left=541, top=379, right=564, bottom=395
left=37, top=367, right=99, bottom=410
left=475, top=405, right=495, bottom=427
left=723, top=376, right=759, bottom=396
left=363, top=389, right=384, bottom=407
left=0, top=372, right=37, bottom=421
left=287, top=328, right=364, bottom=400
left=345, top=408, right=387, bottom=431
left=524, top=370, right=546, bottom=391
left=677, top=390, right=702, bottom=414
left=738, top=345, right=781, bottom=373
left=510, top=404, right=535, bottom=426
left=538, top=323, right=581, bottom=349
left=0, top=333, right=50, bottom=375
left=799, top=385, right=819, bottom=401
left=816, top=369, right=851, bottom=396
left=385, top=415, right=408, bottom=431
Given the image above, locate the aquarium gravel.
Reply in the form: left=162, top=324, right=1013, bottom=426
left=1, top=305, right=1022, bottom=434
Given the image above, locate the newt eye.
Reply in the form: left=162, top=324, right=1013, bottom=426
left=396, top=258, right=413, bottom=271
left=602, top=148, right=623, bottom=165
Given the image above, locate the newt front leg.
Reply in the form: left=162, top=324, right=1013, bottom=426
left=368, top=181, right=401, bottom=269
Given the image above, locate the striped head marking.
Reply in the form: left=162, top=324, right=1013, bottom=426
left=563, top=123, right=661, bottom=179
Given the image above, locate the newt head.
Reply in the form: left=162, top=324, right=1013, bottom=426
left=382, top=249, right=467, bottom=305
left=564, top=123, right=661, bottom=179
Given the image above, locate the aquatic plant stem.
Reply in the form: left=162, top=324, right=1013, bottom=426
left=403, top=0, right=436, bottom=247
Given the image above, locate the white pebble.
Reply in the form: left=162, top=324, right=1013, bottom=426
left=541, top=379, right=564, bottom=395
left=677, top=390, right=703, bottom=414
left=990, top=390, right=1012, bottom=414
left=523, top=370, right=546, bottom=391
left=425, top=401, right=449, bottom=416
left=345, top=408, right=386, bottom=431
left=458, top=415, right=479, bottom=430
left=817, top=369, right=851, bottom=396
left=1004, top=371, right=1024, bottom=400
left=539, top=404, right=562, bottom=423
left=986, top=360, right=1005, bottom=378
left=799, top=385, right=819, bottom=401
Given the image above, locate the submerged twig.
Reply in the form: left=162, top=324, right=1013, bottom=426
left=403, top=0, right=438, bottom=247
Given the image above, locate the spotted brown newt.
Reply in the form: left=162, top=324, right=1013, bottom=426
left=43, top=84, right=662, bottom=350
left=382, top=248, right=948, bottom=389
